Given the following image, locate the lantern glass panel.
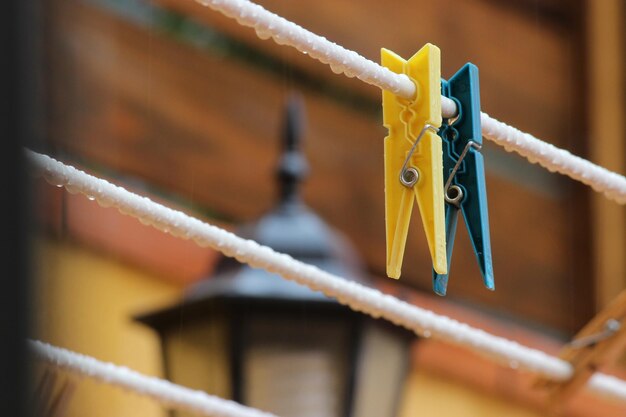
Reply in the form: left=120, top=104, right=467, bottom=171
left=351, top=324, right=412, bottom=417
left=243, top=316, right=351, bottom=417
left=163, top=318, right=231, bottom=417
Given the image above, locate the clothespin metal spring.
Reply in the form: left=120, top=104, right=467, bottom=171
left=568, top=319, right=622, bottom=349
left=443, top=139, right=483, bottom=206
left=399, top=124, right=439, bottom=188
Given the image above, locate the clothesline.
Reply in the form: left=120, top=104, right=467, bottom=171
left=26, top=149, right=626, bottom=402
left=27, top=339, right=626, bottom=417
left=30, top=340, right=277, bottom=417
left=194, top=0, right=626, bottom=204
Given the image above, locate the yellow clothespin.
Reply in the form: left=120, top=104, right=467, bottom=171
left=381, top=43, right=446, bottom=279
left=534, top=290, right=626, bottom=409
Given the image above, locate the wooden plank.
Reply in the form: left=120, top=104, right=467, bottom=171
left=586, top=0, right=626, bottom=309
left=44, top=0, right=587, bottom=333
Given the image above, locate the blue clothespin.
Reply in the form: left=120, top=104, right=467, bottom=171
left=433, top=63, right=494, bottom=296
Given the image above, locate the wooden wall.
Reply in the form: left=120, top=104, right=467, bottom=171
left=42, top=0, right=594, bottom=335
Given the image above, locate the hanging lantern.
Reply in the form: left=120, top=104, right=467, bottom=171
left=135, top=95, right=415, bottom=417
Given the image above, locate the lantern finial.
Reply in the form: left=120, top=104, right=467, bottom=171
left=277, top=93, right=308, bottom=207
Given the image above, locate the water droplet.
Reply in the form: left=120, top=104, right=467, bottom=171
left=330, top=64, right=344, bottom=74
left=255, top=29, right=271, bottom=40
left=222, top=8, right=236, bottom=18
left=422, top=330, right=431, bottom=338
left=87, top=196, right=96, bottom=201
left=193, top=237, right=211, bottom=248
left=97, top=197, right=112, bottom=208
left=43, top=173, right=64, bottom=188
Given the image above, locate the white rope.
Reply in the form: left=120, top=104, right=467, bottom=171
left=590, top=374, right=626, bottom=401
left=194, top=0, right=626, bottom=204
left=29, top=340, right=278, bottom=417
left=197, top=0, right=417, bottom=100
left=26, top=150, right=626, bottom=402
left=481, top=114, right=626, bottom=204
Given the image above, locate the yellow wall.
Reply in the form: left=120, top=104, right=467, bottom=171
left=400, top=370, right=543, bottom=417
left=33, top=237, right=183, bottom=417
left=33, top=237, right=543, bottom=417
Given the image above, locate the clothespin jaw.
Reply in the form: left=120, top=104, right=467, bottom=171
left=381, top=44, right=446, bottom=279
left=433, top=63, right=494, bottom=295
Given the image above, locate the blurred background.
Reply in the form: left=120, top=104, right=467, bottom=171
left=14, top=0, right=626, bottom=416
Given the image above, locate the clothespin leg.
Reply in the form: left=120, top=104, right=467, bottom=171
left=413, top=130, right=448, bottom=275
left=460, top=150, right=494, bottom=290
left=433, top=203, right=460, bottom=295
left=386, top=184, right=414, bottom=279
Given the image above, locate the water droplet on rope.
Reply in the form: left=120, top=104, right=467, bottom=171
left=97, top=197, right=113, bottom=208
